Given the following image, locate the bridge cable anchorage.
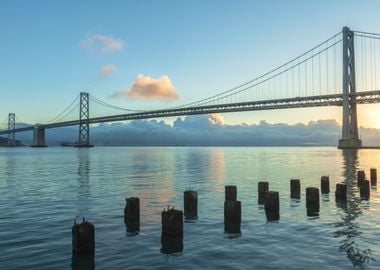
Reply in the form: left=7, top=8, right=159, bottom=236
left=89, top=95, right=144, bottom=113
left=45, top=94, right=80, bottom=124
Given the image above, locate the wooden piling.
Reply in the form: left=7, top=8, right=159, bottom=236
left=225, top=185, right=237, bottom=201
left=160, top=233, right=183, bottom=254
left=290, top=179, right=300, bottom=199
left=357, top=170, right=365, bottom=187
left=184, top=190, right=198, bottom=219
left=72, top=218, right=95, bottom=255
left=306, top=187, right=320, bottom=215
left=320, top=176, right=330, bottom=194
left=71, top=254, right=95, bottom=270
left=360, top=180, right=370, bottom=200
left=124, top=197, right=140, bottom=222
left=335, top=183, right=347, bottom=202
left=125, top=219, right=140, bottom=234
left=370, top=168, right=377, bottom=186
left=162, top=208, right=183, bottom=236
left=258, top=181, right=269, bottom=204
left=224, top=200, right=241, bottom=233
left=264, top=191, right=279, bottom=221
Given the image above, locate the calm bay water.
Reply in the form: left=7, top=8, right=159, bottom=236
left=0, top=146, right=379, bottom=269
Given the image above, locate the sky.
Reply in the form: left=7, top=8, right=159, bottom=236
left=1, top=0, right=380, bottom=128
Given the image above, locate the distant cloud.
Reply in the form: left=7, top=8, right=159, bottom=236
left=100, top=64, right=117, bottom=77
left=80, top=34, right=124, bottom=53
left=112, top=74, right=179, bottom=101
left=209, top=113, right=225, bottom=125
left=13, top=115, right=380, bottom=146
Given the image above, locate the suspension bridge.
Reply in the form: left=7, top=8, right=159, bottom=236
left=1, top=26, right=380, bottom=148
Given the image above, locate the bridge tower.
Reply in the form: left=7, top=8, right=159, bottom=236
left=338, top=26, right=362, bottom=149
left=75, top=92, right=92, bottom=147
left=7, top=113, right=16, bottom=147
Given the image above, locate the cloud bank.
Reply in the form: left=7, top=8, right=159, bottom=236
left=80, top=34, right=124, bottom=53
left=14, top=114, right=380, bottom=147
left=99, top=64, right=117, bottom=77
left=112, top=74, right=179, bottom=100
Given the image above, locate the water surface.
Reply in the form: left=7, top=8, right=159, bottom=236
left=0, top=147, right=379, bottom=269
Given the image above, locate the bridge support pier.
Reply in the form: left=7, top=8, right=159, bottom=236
left=338, top=26, right=362, bottom=149
left=31, top=126, right=47, bottom=147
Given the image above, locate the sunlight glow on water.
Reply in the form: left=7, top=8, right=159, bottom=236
left=0, top=147, right=379, bottom=269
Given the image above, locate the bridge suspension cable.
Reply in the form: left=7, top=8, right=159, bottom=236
left=15, top=115, right=34, bottom=128
left=353, top=30, right=380, bottom=92
left=44, top=95, right=80, bottom=124
left=0, top=115, right=8, bottom=131
left=89, top=95, right=143, bottom=112
left=174, top=31, right=342, bottom=109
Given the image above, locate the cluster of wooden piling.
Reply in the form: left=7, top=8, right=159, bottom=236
left=71, top=168, right=378, bottom=256
left=257, top=181, right=280, bottom=221
left=224, top=185, right=241, bottom=233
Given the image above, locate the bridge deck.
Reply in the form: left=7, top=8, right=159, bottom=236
left=1, top=90, right=380, bottom=135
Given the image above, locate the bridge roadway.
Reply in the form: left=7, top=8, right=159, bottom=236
left=1, top=90, right=380, bottom=135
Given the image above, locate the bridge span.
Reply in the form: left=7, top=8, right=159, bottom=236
left=1, top=26, right=380, bottom=148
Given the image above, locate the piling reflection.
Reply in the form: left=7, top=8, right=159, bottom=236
left=5, top=153, right=16, bottom=187
left=77, top=150, right=90, bottom=197
left=76, top=150, right=91, bottom=214
left=334, top=149, right=372, bottom=267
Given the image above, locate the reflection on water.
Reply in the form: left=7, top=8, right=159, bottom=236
left=335, top=149, right=373, bottom=268
left=128, top=149, right=177, bottom=222
left=0, top=147, right=379, bottom=269
left=77, top=149, right=91, bottom=215
left=5, top=153, right=16, bottom=187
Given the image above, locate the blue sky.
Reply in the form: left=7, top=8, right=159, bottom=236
left=1, top=0, right=380, bottom=126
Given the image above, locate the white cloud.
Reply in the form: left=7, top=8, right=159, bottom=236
left=80, top=34, right=124, bottom=53
left=17, top=116, right=380, bottom=146
left=100, top=64, right=117, bottom=77
left=112, top=74, right=179, bottom=101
